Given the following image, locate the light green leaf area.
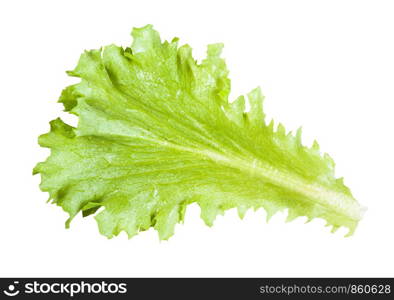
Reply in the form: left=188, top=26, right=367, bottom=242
left=34, top=25, right=364, bottom=240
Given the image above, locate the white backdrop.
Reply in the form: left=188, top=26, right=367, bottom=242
left=0, top=0, right=393, bottom=277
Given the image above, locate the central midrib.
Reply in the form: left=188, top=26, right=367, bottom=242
left=154, top=139, right=363, bottom=221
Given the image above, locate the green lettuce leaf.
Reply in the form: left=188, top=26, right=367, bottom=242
left=34, top=25, right=364, bottom=240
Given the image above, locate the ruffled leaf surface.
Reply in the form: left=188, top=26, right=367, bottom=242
left=34, top=25, right=364, bottom=239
